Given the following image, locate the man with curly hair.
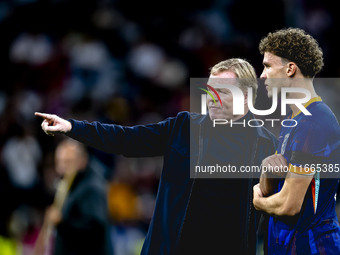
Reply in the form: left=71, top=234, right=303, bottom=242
left=253, top=28, right=340, bottom=254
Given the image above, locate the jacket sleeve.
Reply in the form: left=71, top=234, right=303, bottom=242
left=66, top=114, right=180, bottom=157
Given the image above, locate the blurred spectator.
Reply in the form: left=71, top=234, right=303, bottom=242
left=1, top=125, right=41, bottom=191
left=62, top=33, right=118, bottom=106
left=41, top=139, right=113, bottom=255
left=10, top=32, right=53, bottom=66
left=15, top=90, right=43, bottom=123
left=128, top=43, right=166, bottom=79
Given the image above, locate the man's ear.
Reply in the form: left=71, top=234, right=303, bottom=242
left=243, top=90, right=248, bottom=106
left=286, top=62, right=297, bottom=77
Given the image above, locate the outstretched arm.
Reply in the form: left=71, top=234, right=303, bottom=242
left=35, top=112, right=180, bottom=157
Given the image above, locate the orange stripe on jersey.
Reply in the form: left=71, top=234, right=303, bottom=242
left=288, top=164, right=315, bottom=175
left=311, top=178, right=316, bottom=213
left=292, top=96, right=322, bottom=118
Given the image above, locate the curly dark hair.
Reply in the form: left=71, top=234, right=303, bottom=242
left=259, top=28, right=324, bottom=78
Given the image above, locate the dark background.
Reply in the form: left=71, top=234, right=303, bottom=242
left=0, top=0, right=339, bottom=254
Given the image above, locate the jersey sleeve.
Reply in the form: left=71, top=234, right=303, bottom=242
left=288, top=119, right=329, bottom=175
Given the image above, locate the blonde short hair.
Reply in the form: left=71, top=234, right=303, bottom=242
left=210, top=58, right=258, bottom=104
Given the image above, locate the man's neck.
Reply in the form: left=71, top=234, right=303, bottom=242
left=288, top=78, right=318, bottom=116
left=231, top=108, right=249, bottom=122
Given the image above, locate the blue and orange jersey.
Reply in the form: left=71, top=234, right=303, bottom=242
left=268, top=96, right=340, bottom=254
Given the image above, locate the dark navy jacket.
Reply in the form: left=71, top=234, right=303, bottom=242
left=67, top=111, right=278, bottom=255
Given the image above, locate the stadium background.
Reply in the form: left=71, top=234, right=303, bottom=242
left=0, top=0, right=340, bottom=254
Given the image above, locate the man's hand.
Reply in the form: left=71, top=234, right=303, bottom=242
left=35, top=112, right=72, bottom=136
left=262, top=154, right=288, bottom=178
left=45, top=206, right=62, bottom=226
left=253, top=183, right=263, bottom=198
left=253, top=183, right=263, bottom=210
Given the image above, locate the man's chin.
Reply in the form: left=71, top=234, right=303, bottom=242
left=209, top=114, right=217, bottom=121
left=209, top=113, right=224, bottom=121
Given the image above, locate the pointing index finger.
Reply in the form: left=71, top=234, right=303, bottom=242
left=35, top=112, right=52, bottom=120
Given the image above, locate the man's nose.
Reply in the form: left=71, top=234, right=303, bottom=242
left=260, top=70, right=266, bottom=80
left=207, top=93, right=218, bottom=104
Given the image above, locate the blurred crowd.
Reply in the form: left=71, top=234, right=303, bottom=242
left=0, top=0, right=340, bottom=254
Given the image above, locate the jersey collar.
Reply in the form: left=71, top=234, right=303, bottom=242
left=292, top=96, right=322, bottom=118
